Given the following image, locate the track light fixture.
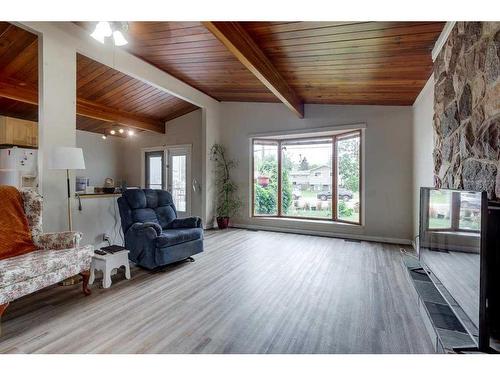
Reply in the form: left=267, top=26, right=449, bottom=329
left=102, top=127, right=135, bottom=138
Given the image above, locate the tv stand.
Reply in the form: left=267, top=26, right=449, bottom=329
left=401, top=255, right=479, bottom=353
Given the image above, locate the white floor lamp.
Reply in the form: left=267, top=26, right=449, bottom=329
left=48, top=147, right=86, bottom=232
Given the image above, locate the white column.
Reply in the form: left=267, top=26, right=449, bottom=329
left=201, top=105, right=222, bottom=229
left=38, top=30, right=77, bottom=233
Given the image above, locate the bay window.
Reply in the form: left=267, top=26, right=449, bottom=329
left=252, top=130, right=362, bottom=224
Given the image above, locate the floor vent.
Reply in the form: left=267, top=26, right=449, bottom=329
left=344, top=239, right=361, bottom=243
left=401, top=254, right=477, bottom=353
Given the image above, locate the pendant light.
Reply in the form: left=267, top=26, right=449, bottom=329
left=113, top=30, right=128, bottom=46
left=91, top=22, right=128, bottom=46
left=91, top=22, right=112, bottom=44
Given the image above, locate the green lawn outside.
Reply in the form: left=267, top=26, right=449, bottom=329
left=428, top=217, right=451, bottom=229
left=430, top=190, right=451, bottom=204
left=428, top=217, right=480, bottom=231
left=338, top=212, right=359, bottom=223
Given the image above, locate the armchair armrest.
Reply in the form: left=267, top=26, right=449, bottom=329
left=129, top=222, right=162, bottom=237
left=34, top=231, right=82, bottom=250
left=125, top=222, right=162, bottom=265
left=166, top=217, right=202, bottom=229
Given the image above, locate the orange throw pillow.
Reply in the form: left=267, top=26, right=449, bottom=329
left=0, top=185, right=37, bottom=260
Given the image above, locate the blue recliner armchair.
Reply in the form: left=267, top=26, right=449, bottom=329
left=117, top=189, right=203, bottom=270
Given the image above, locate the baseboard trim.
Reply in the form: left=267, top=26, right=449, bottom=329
left=230, top=223, right=412, bottom=245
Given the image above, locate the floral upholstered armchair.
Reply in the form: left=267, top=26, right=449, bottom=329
left=0, top=189, right=94, bottom=335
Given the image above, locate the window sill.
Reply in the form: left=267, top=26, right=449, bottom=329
left=251, top=216, right=362, bottom=227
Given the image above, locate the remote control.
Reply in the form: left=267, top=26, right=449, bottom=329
left=94, top=249, right=107, bottom=256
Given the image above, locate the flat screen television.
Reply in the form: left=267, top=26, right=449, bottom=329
left=419, top=187, right=488, bottom=350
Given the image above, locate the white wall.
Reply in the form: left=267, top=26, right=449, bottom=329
left=37, top=26, right=77, bottom=233
left=74, top=94, right=435, bottom=246
left=412, top=76, right=435, bottom=240
left=70, top=130, right=127, bottom=248
left=201, top=106, right=222, bottom=228
left=166, top=110, right=203, bottom=219
left=218, top=102, right=414, bottom=243
left=76, top=130, right=126, bottom=187
left=73, top=196, right=123, bottom=248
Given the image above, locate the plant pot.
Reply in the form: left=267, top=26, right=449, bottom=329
left=217, top=217, right=230, bottom=229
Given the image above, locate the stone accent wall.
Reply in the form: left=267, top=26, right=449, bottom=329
left=433, top=22, right=499, bottom=199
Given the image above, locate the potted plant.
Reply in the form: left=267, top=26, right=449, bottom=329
left=210, top=144, right=241, bottom=229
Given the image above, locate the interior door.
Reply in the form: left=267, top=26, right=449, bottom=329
left=167, top=145, right=191, bottom=217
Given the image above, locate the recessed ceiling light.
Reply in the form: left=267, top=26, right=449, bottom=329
left=118, top=128, right=124, bottom=134
left=101, top=134, right=107, bottom=140
left=127, top=129, right=135, bottom=136
left=110, top=129, right=116, bottom=135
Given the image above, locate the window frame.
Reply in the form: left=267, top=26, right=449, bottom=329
left=251, top=129, right=362, bottom=225
left=144, top=150, right=165, bottom=190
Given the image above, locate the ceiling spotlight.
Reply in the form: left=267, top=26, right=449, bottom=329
left=91, top=22, right=112, bottom=44
left=90, top=22, right=128, bottom=46
left=118, top=128, right=124, bottom=134
left=110, top=129, right=116, bottom=135
left=127, top=129, right=135, bottom=136
left=113, top=30, right=128, bottom=46
left=101, top=134, right=107, bottom=140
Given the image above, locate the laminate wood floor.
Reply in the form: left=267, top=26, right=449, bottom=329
left=0, top=229, right=433, bottom=353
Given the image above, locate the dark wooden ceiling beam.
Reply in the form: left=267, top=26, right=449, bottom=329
left=203, top=21, right=304, bottom=118
left=0, top=80, right=165, bottom=133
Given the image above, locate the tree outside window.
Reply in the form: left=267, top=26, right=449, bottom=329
left=252, top=130, right=362, bottom=224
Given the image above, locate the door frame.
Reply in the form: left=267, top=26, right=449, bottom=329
left=141, top=146, right=166, bottom=189
left=140, top=144, right=192, bottom=216
left=166, top=144, right=192, bottom=217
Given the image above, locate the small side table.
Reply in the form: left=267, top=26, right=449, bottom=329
left=89, top=249, right=131, bottom=288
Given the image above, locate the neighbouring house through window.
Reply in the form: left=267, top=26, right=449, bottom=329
left=427, top=190, right=481, bottom=232
left=252, top=130, right=362, bottom=224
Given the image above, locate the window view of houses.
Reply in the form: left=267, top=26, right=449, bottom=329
left=253, top=132, right=361, bottom=223
left=427, top=190, right=481, bottom=231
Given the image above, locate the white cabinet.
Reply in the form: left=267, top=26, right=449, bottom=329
left=0, top=116, right=38, bottom=148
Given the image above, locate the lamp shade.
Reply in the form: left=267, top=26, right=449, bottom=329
left=48, top=147, right=86, bottom=170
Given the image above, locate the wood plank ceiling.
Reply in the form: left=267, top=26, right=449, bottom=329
left=0, top=22, right=198, bottom=135
left=75, top=54, right=198, bottom=133
left=240, top=22, right=445, bottom=105
left=1, top=21, right=445, bottom=132
left=77, top=21, right=279, bottom=103
left=89, top=21, right=444, bottom=107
